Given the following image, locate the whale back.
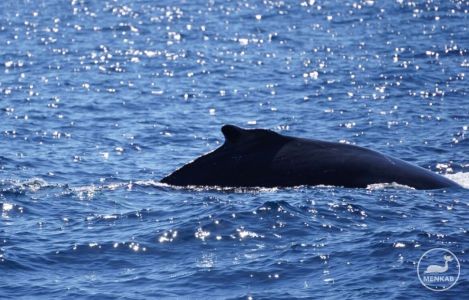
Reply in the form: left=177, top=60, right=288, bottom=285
left=160, top=125, right=461, bottom=189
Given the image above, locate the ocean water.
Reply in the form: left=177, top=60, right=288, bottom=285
left=1, top=0, right=468, bottom=298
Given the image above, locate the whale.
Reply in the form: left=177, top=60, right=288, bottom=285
left=160, top=125, right=461, bottom=190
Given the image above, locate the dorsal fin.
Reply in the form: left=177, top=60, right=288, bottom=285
left=221, top=124, right=282, bottom=145
left=221, top=124, right=246, bottom=144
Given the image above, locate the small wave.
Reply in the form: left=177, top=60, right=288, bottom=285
left=445, top=172, right=469, bottom=189
left=42, top=241, right=151, bottom=263
left=84, top=208, right=158, bottom=224
left=0, top=177, right=55, bottom=193
left=68, top=182, right=133, bottom=200
left=256, top=200, right=297, bottom=214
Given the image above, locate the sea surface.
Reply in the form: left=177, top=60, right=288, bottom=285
left=1, top=0, right=468, bottom=299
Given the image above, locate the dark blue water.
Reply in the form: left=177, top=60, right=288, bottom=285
left=1, top=0, right=468, bottom=298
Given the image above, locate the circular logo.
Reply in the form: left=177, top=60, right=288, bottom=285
left=417, top=248, right=460, bottom=291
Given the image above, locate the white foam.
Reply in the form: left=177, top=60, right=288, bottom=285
left=366, top=182, right=415, bottom=190
left=445, top=173, right=469, bottom=189
left=134, top=180, right=166, bottom=187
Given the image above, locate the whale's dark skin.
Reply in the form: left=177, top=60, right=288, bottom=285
left=161, top=125, right=461, bottom=190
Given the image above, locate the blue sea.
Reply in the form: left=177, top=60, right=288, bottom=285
left=1, top=0, right=468, bottom=299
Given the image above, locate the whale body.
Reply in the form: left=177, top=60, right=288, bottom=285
left=161, top=125, right=461, bottom=190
